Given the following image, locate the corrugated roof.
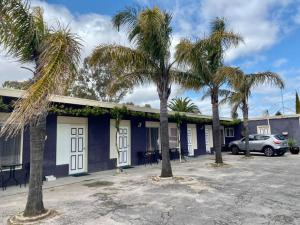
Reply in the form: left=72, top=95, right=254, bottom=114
left=0, top=88, right=233, bottom=121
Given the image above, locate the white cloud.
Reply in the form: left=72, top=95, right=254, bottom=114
left=121, top=83, right=183, bottom=108
left=162, top=0, right=294, bottom=62
left=273, top=58, right=288, bottom=68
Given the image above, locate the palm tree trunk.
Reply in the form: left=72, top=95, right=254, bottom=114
left=158, top=75, right=172, bottom=177
left=211, top=88, right=223, bottom=164
left=243, top=102, right=250, bottom=157
left=24, top=114, right=46, bottom=217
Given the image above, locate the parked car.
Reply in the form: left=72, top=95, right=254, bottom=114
left=229, top=134, right=288, bottom=157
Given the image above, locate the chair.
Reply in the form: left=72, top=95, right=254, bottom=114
left=137, top=152, right=145, bottom=165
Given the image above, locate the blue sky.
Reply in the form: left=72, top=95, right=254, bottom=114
left=1, top=0, right=300, bottom=117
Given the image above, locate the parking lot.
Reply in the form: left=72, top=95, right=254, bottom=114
left=1, top=153, right=300, bottom=225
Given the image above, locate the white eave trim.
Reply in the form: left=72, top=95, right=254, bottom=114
left=0, top=88, right=233, bottom=121
left=249, top=114, right=300, bottom=121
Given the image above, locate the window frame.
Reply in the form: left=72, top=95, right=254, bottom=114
left=146, top=127, right=160, bottom=151
left=0, top=124, right=23, bottom=170
left=225, top=127, right=234, bottom=138
left=169, top=126, right=179, bottom=149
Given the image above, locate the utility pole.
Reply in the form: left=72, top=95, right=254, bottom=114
left=281, top=88, right=285, bottom=115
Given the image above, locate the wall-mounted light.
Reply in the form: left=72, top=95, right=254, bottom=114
left=137, top=122, right=142, bottom=128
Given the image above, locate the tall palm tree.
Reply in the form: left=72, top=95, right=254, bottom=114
left=88, top=7, right=180, bottom=177
left=226, top=71, right=284, bottom=157
left=0, top=0, right=81, bottom=217
left=176, top=18, right=243, bottom=164
left=168, top=97, right=200, bottom=113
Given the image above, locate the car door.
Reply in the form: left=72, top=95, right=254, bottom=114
left=247, top=135, right=256, bottom=151
left=253, top=135, right=267, bottom=151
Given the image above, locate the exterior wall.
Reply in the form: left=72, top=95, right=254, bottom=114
left=88, top=115, right=115, bottom=173
left=1, top=110, right=242, bottom=186
left=248, top=117, right=300, bottom=144
left=225, top=124, right=242, bottom=145
left=196, top=123, right=207, bottom=156
left=180, top=122, right=188, bottom=155
left=130, top=117, right=147, bottom=166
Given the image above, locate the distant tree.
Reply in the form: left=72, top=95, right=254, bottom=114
left=125, top=102, right=134, bottom=106
left=2, top=79, right=33, bottom=90
left=144, top=104, right=151, bottom=108
left=70, top=59, right=130, bottom=102
left=168, top=97, right=200, bottom=113
left=275, top=111, right=282, bottom=116
left=296, top=91, right=300, bottom=114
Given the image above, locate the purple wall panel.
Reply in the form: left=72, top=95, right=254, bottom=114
left=88, top=115, right=115, bottom=172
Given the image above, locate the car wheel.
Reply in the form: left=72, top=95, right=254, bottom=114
left=277, top=152, right=285, bottom=156
left=264, top=146, right=274, bottom=157
left=231, top=146, right=239, bottom=155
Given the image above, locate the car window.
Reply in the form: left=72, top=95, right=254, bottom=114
left=255, top=135, right=270, bottom=140
left=274, top=134, right=286, bottom=140
left=249, top=136, right=255, bottom=141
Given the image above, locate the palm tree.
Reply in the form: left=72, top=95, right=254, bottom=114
left=226, top=71, right=284, bottom=157
left=175, top=18, right=243, bottom=164
left=0, top=0, right=81, bottom=217
left=168, top=97, right=200, bottom=113
left=88, top=7, right=180, bottom=177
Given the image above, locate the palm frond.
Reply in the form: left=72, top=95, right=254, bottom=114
left=1, top=27, right=81, bottom=136
left=215, top=66, right=242, bottom=86
left=89, top=44, right=155, bottom=71
left=170, top=70, right=204, bottom=90
left=112, top=6, right=140, bottom=42
left=0, top=0, right=40, bottom=62
left=168, top=97, right=200, bottom=113
left=249, top=72, right=284, bottom=89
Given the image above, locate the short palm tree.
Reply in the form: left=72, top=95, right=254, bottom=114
left=88, top=7, right=180, bottom=177
left=176, top=18, right=243, bottom=164
left=0, top=0, right=81, bottom=217
left=226, top=71, right=284, bottom=157
left=168, top=97, right=200, bottom=113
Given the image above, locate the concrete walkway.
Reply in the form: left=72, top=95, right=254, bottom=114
left=1, top=153, right=300, bottom=225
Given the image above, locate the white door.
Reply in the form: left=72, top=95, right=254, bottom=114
left=205, top=125, right=213, bottom=153
left=187, top=128, right=194, bottom=156
left=69, top=126, right=86, bottom=175
left=118, top=127, right=129, bottom=166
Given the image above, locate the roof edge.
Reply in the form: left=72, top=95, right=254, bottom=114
left=0, top=88, right=233, bottom=121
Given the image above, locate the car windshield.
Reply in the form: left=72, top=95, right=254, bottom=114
left=274, top=134, right=286, bottom=140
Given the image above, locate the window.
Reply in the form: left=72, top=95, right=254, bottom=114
left=169, top=127, right=179, bottom=149
left=0, top=126, right=22, bottom=165
left=146, top=127, right=160, bottom=151
left=225, top=127, right=234, bottom=137
left=257, top=125, right=270, bottom=135
left=254, top=135, right=270, bottom=140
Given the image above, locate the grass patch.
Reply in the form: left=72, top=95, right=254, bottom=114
left=83, top=181, right=114, bottom=188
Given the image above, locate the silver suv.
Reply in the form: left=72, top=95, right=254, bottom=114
left=229, top=134, right=288, bottom=157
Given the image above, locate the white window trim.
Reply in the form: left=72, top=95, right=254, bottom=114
left=0, top=124, right=23, bottom=171
left=225, top=127, right=234, bottom=137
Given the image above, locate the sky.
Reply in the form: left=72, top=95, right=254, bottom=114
left=1, top=0, right=300, bottom=117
